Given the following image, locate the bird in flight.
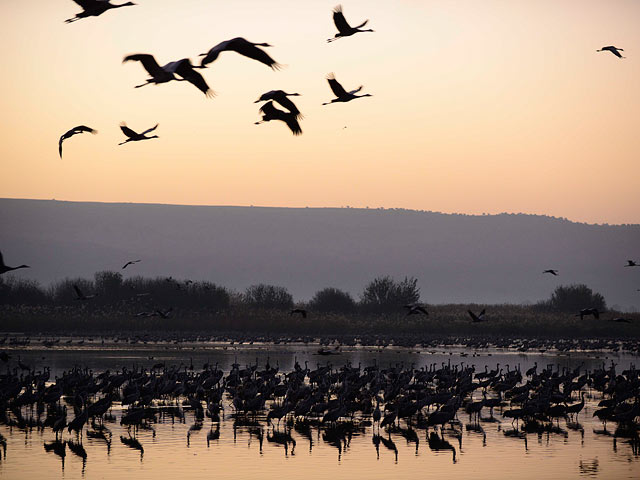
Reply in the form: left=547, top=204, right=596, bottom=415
left=290, top=308, right=307, bottom=318
left=327, top=5, right=374, bottom=43
left=322, top=73, right=372, bottom=105
left=118, top=123, right=159, bottom=145
left=123, top=55, right=214, bottom=97
left=255, top=101, right=302, bottom=136
left=59, top=126, right=97, bottom=159
left=597, top=46, right=625, bottom=58
left=65, top=0, right=136, bottom=24
left=625, top=260, right=638, bottom=267
left=73, top=284, right=97, bottom=300
left=122, top=259, right=141, bottom=269
left=578, top=308, right=599, bottom=320
left=403, top=304, right=429, bottom=316
left=468, top=308, right=486, bottom=322
left=199, top=38, right=281, bottom=70
left=0, top=251, right=29, bottom=275
left=543, top=269, right=559, bottom=276
left=255, top=91, right=303, bottom=119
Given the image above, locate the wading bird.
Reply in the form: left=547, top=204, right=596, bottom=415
left=327, top=5, right=374, bottom=42
left=0, top=251, right=29, bottom=275
left=118, top=123, right=159, bottom=146
left=625, top=260, right=638, bottom=267
left=255, top=101, right=302, bottom=136
left=65, top=0, right=136, bottom=24
left=543, top=269, right=559, bottom=276
left=123, top=55, right=214, bottom=97
left=322, top=73, right=371, bottom=105
left=199, top=38, right=281, bottom=70
left=468, top=308, right=486, bottom=322
left=255, top=91, right=302, bottom=119
left=59, top=126, right=97, bottom=158
left=122, top=260, right=141, bottom=269
left=597, top=46, right=625, bottom=58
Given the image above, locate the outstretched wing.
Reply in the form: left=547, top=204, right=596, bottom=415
left=0, top=250, right=4, bottom=267
left=283, top=115, right=302, bottom=136
left=73, top=285, right=83, bottom=298
left=327, top=74, right=348, bottom=98
left=274, top=96, right=302, bottom=118
left=467, top=310, right=479, bottom=322
left=333, top=5, right=352, bottom=32
left=142, top=124, right=159, bottom=135
left=123, top=54, right=164, bottom=77
left=59, top=136, right=64, bottom=158
left=200, top=40, right=230, bottom=67
left=174, top=59, right=214, bottom=97
left=73, top=125, right=97, bottom=134
left=72, top=0, right=97, bottom=9
left=120, top=123, right=139, bottom=138
left=348, top=85, right=363, bottom=95
left=259, top=101, right=279, bottom=116
left=234, top=44, right=281, bottom=70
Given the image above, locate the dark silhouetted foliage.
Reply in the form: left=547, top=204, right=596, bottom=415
left=541, top=284, right=607, bottom=312
left=0, top=276, right=49, bottom=306
left=243, top=284, right=294, bottom=310
left=360, top=276, right=420, bottom=313
left=308, top=287, right=356, bottom=313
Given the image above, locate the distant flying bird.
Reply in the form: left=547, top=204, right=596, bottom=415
left=255, top=91, right=303, bottom=119
left=543, top=269, right=559, bottom=276
left=73, top=285, right=97, bottom=300
left=122, top=259, right=141, bottom=269
left=0, top=251, right=29, bottom=275
left=118, top=123, right=159, bottom=145
left=625, top=260, right=638, bottom=267
left=59, top=125, right=97, bottom=158
left=153, top=308, right=173, bottom=319
left=612, top=317, right=632, bottom=323
left=255, top=101, right=302, bottom=136
left=327, top=5, right=374, bottom=43
left=290, top=308, right=307, bottom=318
left=597, top=46, right=625, bottom=58
left=199, top=38, right=281, bottom=70
left=578, top=308, right=599, bottom=320
left=403, top=304, right=428, bottom=316
left=123, top=54, right=214, bottom=97
left=468, top=308, right=486, bottom=323
left=322, top=73, right=372, bottom=105
left=65, top=0, right=136, bottom=24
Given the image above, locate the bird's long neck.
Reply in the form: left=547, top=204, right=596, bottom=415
left=10, top=265, right=29, bottom=271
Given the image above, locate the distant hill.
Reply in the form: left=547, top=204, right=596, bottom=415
left=1, top=198, right=639, bottom=311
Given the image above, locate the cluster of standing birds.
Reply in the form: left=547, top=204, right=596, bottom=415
left=58, top=2, right=377, bottom=157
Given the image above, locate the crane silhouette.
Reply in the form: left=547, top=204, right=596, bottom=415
left=255, top=101, right=302, bottom=136
left=322, top=73, right=372, bottom=105
left=59, top=126, right=97, bottom=159
left=543, top=269, right=559, bottom=276
left=73, top=285, right=97, bottom=300
left=65, top=0, right=136, bottom=24
left=123, top=54, right=214, bottom=97
left=468, top=308, right=486, bottom=322
left=199, top=38, right=281, bottom=70
left=327, top=5, right=374, bottom=42
left=122, top=259, right=141, bottom=269
left=625, top=260, right=638, bottom=267
left=118, top=123, right=159, bottom=145
left=597, top=46, right=625, bottom=58
left=255, top=91, right=303, bottom=119
left=0, top=251, right=29, bottom=275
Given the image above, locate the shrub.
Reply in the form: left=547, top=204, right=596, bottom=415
left=0, top=276, right=49, bottom=305
left=243, top=284, right=294, bottom=310
left=308, top=287, right=356, bottom=313
left=360, top=276, right=420, bottom=313
left=545, top=284, right=606, bottom=312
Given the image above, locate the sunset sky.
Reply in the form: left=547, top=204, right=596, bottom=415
left=1, top=0, right=639, bottom=224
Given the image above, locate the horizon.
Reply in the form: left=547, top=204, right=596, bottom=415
left=3, top=196, right=639, bottom=227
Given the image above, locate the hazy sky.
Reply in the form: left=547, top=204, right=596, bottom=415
left=1, top=0, right=639, bottom=224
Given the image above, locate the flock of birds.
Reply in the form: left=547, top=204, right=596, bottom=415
left=58, top=2, right=379, bottom=156
left=56, top=1, right=627, bottom=156
left=0, top=355, right=638, bottom=468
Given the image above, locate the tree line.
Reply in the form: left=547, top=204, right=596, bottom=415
left=0, top=271, right=606, bottom=314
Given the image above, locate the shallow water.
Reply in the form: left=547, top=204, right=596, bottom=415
left=0, top=344, right=639, bottom=480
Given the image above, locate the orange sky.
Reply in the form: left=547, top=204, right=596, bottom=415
left=1, top=0, right=639, bottom=224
